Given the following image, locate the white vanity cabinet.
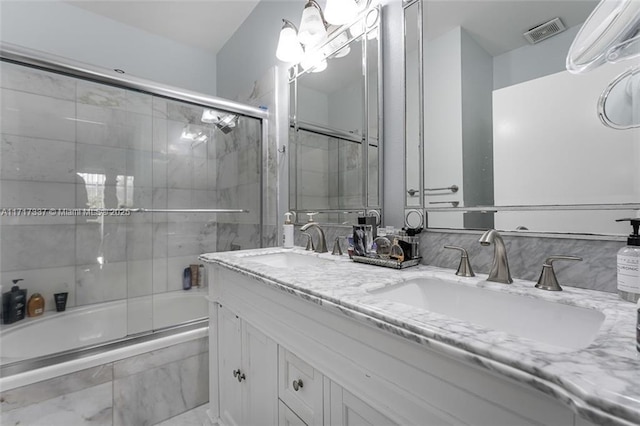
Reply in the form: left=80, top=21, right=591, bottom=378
left=279, top=399, right=308, bottom=426
left=215, top=304, right=278, bottom=426
left=207, top=263, right=601, bottom=426
left=327, top=381, right=397, bottom=426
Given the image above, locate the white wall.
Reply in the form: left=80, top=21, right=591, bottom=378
left=424, top=27, right=464, bottom=228
left=0, top=1, right=217, bottom=95
left=493, top=60, right=640, bottom=233
left=460, top=28, right=493, bottom=228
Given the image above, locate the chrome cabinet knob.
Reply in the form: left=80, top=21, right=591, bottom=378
left=233, top=369, right=246, bottom=382
left=292, top=379, right=304, bottom=391
left=535, top=255, right=582, bottom=291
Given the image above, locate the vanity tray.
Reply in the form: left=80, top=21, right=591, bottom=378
left=351, top=256, right=421, bottom=270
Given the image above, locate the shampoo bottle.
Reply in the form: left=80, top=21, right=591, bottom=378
left=616, top=218, right=640, bottom=302
left=283, top=212, right=294, bottom=248
left=27, top=293, right=45, bottom=317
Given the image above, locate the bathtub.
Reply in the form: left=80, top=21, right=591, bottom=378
left=0, top=289, right=209, bottom=391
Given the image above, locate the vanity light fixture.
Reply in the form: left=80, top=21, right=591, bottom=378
left=275, top=0, right=373, bottom=66
left=276, top=19, right=304, bottom=63
left=324, top=0, right=359, bottom=25
left=298, top=0, right=328, bottom=47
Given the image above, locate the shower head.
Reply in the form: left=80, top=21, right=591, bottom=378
left=201, top=109, right=239, bottom=134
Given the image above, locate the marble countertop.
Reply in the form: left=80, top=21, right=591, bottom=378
left=200, top=247, right=640, bottom=425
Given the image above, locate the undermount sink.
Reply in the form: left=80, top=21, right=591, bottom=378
left=246, top=252, right=333, bottom=268
left=369, top=278, right=605, bottom=350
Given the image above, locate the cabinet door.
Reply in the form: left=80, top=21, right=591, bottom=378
left=329, top=381, right=398, bottom=426
left=218, top=305, right=243, bottom=426
left=279, top=399, right=308, bottom=426
left=242, top=321, right=278, bottom=426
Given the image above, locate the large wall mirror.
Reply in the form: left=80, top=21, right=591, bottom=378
left=289, top=6, right=382, bottom=224
left=405, top=0, right=640, bottom=235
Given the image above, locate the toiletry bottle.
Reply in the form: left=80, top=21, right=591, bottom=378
left=27, top=293, right=45, bottom=317
left=183, top=267, right=192, bottom=290
left=283, top=212, right=294, bottom=248
left=615, top=218, right=640, bottom=302
left=198, top=264, right=206, bottom=288
left=190, top=264, right=199, bottom=288
left=636, top=298, right=640, bottom=353
left=2, top=280, right=27, bottom=324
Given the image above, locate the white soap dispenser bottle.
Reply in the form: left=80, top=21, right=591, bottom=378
left=616, top=218, right=640, bottom=302
left=283, top=212, right=294, bottom=248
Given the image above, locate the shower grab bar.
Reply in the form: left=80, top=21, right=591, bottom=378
left=429, top=201, right=460, bottom=207
left=407, top=185, right=458, bottom=197
left=426, top=185, right=459, bottom=193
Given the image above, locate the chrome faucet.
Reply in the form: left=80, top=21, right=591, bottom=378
left=478, top=229, right=513, bottom=284
left=300, top=222, right=328, bottom=253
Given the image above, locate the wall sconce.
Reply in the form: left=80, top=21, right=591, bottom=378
left=298, top=0, right=328, bottom=47
left=275, top=0, right=371, bottom=67
left=276, top=19, right=304, bottom=63
left=301, top=50, right=328, bottom=73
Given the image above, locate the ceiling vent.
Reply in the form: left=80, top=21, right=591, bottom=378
left=523, top=17, right=566, bottom=44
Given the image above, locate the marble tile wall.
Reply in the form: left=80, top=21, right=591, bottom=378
left=0, top=61, right=262, bottom=336
left=0, top=337, right=209, bottom=426
left=294, top=225, right=620, bottom=294
left=290, top=129, right=371, bottom=212
left=222, top=66, right=279, bottom=251
left=419, top=230, right=621, bottom=293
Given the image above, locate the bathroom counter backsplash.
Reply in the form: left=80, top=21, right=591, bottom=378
left=200, top=247, right=640, bottom=426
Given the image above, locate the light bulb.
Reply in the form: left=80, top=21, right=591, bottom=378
left=276, top=20, right=304, bottom=63
left=301, top=49, right=327, bottom=72
left=298, top=0, right=327, bottom=46
left=324, top=0, right=358, bottom=26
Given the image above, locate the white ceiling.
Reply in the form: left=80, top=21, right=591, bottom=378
left=423, top=1, right=599, bottom=57
left=65, top=0, right=599, bottom=58
left=66, top=0, right=262, bottom=54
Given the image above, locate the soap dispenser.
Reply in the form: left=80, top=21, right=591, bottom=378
left=615, top=218, right=640, bottom=302
left=283, top=212, right=294, bottom=248
left=2, top=279, right=27, bottom=324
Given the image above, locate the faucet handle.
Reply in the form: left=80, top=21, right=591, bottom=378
left=302, top=232, right=314, bottom=251
left=535, top=255, right=582, bottom=291
left=444, top=246, right=475, bottom=277
left=332, top=236, right=343, bottom=256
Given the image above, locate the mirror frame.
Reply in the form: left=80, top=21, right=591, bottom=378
left=288, top=5, right=383, bottom=225
left=403, top=0, right=424, bottom=229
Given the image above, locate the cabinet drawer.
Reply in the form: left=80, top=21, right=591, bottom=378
left=278, top=346, right=323, bottom=425
left=279, top=399, right=308, bottom=426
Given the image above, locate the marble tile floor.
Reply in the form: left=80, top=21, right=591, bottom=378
left=153, top=403, right=212, bottom=426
